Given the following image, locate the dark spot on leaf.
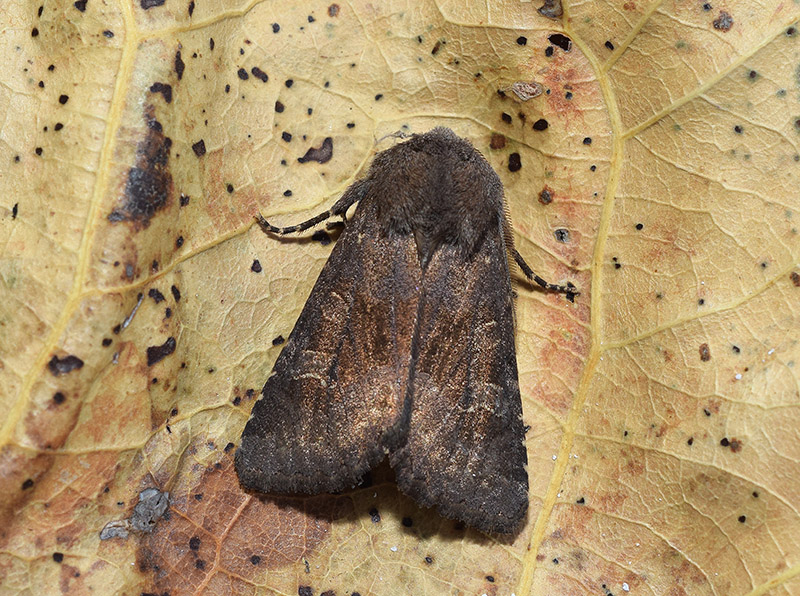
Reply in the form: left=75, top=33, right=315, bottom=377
left=720, top=437, right=730, bottom=447
left=272, top=23, right=280, bottom=33
left=188, top=0, right=194, bottom=15
left=298, top=587, right=313, bottom=596
left=272, top=335, right=285, bottom=345
left=275, top=101, right=284, bottom=113
left=237, top=68, right=248, bottom=80
left=148, top=288, right=165, bottom=303
left=583, top=137, right=592, bottom=145
left=635, top=223, right=643, bottom=230
left=791, top=271, right=800, bottom=286
left=180, top=193, right=190, bottom=206
left=687, top=437, right=694, bottom=445
left=605, top=40, right=614, bottom=50
left=103, top=29, right=114, bottom=37
left=192, top=139, right=206, bottom=157
left=251, top=259, right=262, bottom=273
left=424, top=556, right=433, bottom=564
left=146, top=337, right=176, bottom=366
left=59, top=94, right=69, bottom=104
left=22, top=479, right=34, bottom=490
left=554, top=228, right=569, bottom=243
left=545, top=46, right=554, bottom=57
left=48, top=355, right=84, bottom=376
left=53, top=392, right=66, bottom=404
left=53, top=552, right=64, bottom=563
left=576, top=497, right=585, bottom=504
left=282, top=131, right=292, bottom=142
left=734, top=125, right=743, bottom=134
left=501, top=112, right=512, bottom=124
left=285, top=79, right=293, bottom=88
left=533, top=118, right=549, bottom=131
left=175, top=235, right=183, bottom=248
left=189, top=536, right=200, bottom=550
left=699, top=343, right=711, bottom=361
left=516, top=36, right=527, bottom=45
left=195, top=559, right=205, bottom=570
left=328, top=4, right=339, bottom=17
left=374, top=93, right=383, bottom=101
left=140, top=0, right=165, bottom=8
left=171, top=285, right=181, bottom=301
left=713, top=11, right=733, bottom=31
left=432, top=40, right=442, bottom=55
left=548, top=33, right=571, bottom=52
left=107, top=107, right=172, bottom=228
left=250, top=554, right=261, bottom=565
left=226, top=183, right=234, bottom=193
left=102, top=338, right=112, bottom=347
left=738, top=515, right=746, bottom=523
left=401, top=517, right=413, bottom=527
left=297, top=137, right=333, bottom=164
left=73, top=0, right=86, bottom=11
left=369, top=508, right=381, bottom=523
left=251, top=67, right=268, bottom=82
left=489, top=133, right=506, bottom=149
left=508, top=152, right=521, bottom=172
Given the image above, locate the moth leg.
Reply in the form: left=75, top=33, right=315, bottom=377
left=255, top=180, right=369, bottom=235
left=513, top=249, right=579, bottom=298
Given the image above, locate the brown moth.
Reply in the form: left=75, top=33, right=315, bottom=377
left=235, top=128, right=576, bottom=534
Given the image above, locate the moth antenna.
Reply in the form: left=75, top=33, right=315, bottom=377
left=255, top=210, right=333, bottom=235
left=513, top=249, right=579, bottom=298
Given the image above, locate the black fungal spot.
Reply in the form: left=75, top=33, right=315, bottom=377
left=54, top=123, right=63, bottom=131
left=172, top=51, right=186, bottom=81
left=554, top=228, right=569, bottom=243
left=48, top=355, right=84, bottom=376
left=275, top=101, right=285, bottom=113
left=713, top=11, right=733, bottom=31
left=605, top=40, right=614, bottom=50
left=787, top=26, right=796, bottom=36
left=272, top=335, right=285, bottom=346
left=401, top=517, right=413, bottom=527
left=576, top=497, right=585, bottom=504
left=146, top=337, right=176, bottom=366
left=224, top=442, right=234, bottom=452
left=58, top=94, right=69, bottom=105
left=282, top=131, right=292, bottom=142
left=285, top=79, right=294, bottom=88
left=171, top=285, right=181, bottom=301
left=424, top=556, right=433, bottom=564
left=22, top=479, right=34, bottom=490
left=703, top=2, right=712, bottom=9
left=192, top=140, right=206, bottom=157
left=486, top=575, right=495, bottom=583
left=369, top=508, right=381, bottom=523
left=180, top=193, right=190, bottom=206
left=189, top=536, right=201, bottom=550
left=734, top=125, right=743, bottom=134
left=107, top=108, right=172, bottom=228
left=308, top=15, right=315, bottom=23
left=720, top=437, right=730, bottom=447
left=501, top=112, right=512, bottom=124
left=687, top=437, right=694, bottom=446
left=738, top=515, right=746, bottom=523
left=102, top=338, right=112, bottom=347
left=224, top=84, right=230, bottom=93
left=699, top=343, right=711, bottom=361
left=432, top=40, right=443, bottom=55
left=698, top=298, right=705, bottom=305
left=283, top=190, right=293, bottom=197
left=188, top=0, right=194, bottom=15
left=545, top=46, right=554, bottom=57
left=148, top=288, right=165, bottom=303
left=272, top=23, right=280, bottom=33
left=298, top=587, right=313, bottom=596
left=209, top=38, right=215, bottom=50
left=251, top=260, right=262, bottom=273
left=35, top=147, right=43, bottom=156
left=533, top=118, right=549, bottom=131
left=508, top=152, right=521, bottom=172
left=590, top=164, right=596, bottom=171
left=250, top=554, right=261, bottom=565
left=312, top=230, right=332, bottom=245
left=53, top=552, right=64, bottom=563
left=635, top=223, right=643, bottom=230
left=175, top=236, right=183, bottom=248
left=140, top=0, right=165, bottom=8
left=53, top=392, right=66, bottom=404
left=297, top=137, right=333, bottom=164
left=374, top=93, right=383, bottom=101
left=548, top=33, right=572, bottom=52
left=753, top=491, right=759, bottom=498
left=748, top=70, right=758, bottom=80
left=251, top=67, right=268, bottom=82
left=516, top=36, right=527, bottom=45
left=73, top=0, right=86, bottom=11
left=237, top=68, right=249, bottom=80
left=226, top=183, right=234, bottom=193
left=103, top=30, right=114, bottom=37
left=583, top=137, right=592, bottom=145
left=612, top=257, right=620, bottom=269
left=32, top=27, right=39, bottom=37
left=539, top=189, right=552, bottom=205
left=195, top=559, right=205, bottom=570
left=565, top=91, right=573, bottom=100
left=232, top=396, right=241, bottom=406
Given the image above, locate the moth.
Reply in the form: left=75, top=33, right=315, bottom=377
left=235, top=128, right=576, bottom=534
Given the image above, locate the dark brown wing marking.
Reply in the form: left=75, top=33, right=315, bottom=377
left=236, top=198, right=421, bottom=494
left=390, top=229, right=528, bottom=534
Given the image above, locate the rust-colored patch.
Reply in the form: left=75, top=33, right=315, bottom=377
left=138, top=458, right=334, bottom=594
left=699, top=343, right=711, bottom=362
left=489, top=133, right=506, bottom=150
left=728, top=437, right=743, bottom=453
left=107, top=105, right=173, bottom=228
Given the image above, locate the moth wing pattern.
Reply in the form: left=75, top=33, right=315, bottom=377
left=235, top=197, right=421, bottom=494
left=389, top=229, right=529, bottom=534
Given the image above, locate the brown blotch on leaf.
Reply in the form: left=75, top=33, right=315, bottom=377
left=539, top=188, right=553, bottom=205
left=149, top=82, right=172, bottom=104
left=328, top=4, right=339, bottom=17
left=146, top=337, right=176, bottom=366
left=548, top=33, right=571, bottom=52
left=699, top=343, right=711, bottom=362
left=538, top=0, right=562, bottom=19
left=48, top=355, right=84, bottom=376
left=713, top=11, right=733, bottom=31
left=297, top=137, right=333, bottom=164
left=107, top=106, right=173, bottom=228
left=140, top=0, right=165, bottom=8
left=489, top=133, right=506, bottom=150
left=790, top=271, right=800, bottom=286
left=174, top=50, right=185, bottom=80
